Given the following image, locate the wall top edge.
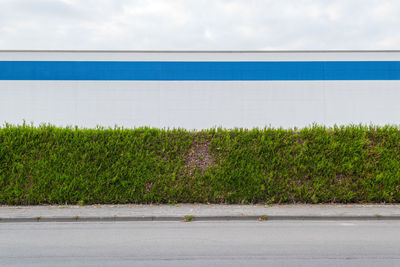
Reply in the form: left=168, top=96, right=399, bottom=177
left=1, top=50, right=400, bottom=53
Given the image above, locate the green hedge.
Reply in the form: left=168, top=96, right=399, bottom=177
left=1, top=124, right=400, bottom=205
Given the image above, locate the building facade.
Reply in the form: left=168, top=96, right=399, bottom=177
left=1, top=50, right=400, bottom=129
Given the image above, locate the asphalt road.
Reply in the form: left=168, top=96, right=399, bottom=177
left=1, top=221, right=400, bottom=267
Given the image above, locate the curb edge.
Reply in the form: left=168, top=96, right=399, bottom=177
left=2, top=215, right=400, bottom=223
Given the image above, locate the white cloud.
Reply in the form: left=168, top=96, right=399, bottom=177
left=0, top=0, right=399, bottom=50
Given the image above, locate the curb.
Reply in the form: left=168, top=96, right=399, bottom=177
left=1, top=215, right=400, bottom=223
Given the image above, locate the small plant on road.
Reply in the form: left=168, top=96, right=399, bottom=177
left=183, top=215, right=194, bottom=222
left=257, top=214, right=268, bottom=221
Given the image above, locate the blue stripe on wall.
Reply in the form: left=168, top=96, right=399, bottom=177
left=0, top=61, right=400, bottom=80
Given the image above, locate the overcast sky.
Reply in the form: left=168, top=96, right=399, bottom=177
left=0, top=0, right=399, bottom=50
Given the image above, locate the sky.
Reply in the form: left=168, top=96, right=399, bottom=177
left=0, top=0, right=399, bottom=50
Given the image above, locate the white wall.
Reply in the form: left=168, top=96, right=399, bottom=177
left=1, top=51, right=400, bottom=129
left=2, top=50, right=400, bottom=61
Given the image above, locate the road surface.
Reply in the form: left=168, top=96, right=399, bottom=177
left=1, top=221, right=400, bottom=266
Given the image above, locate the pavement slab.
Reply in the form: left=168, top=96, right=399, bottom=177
left=1, top=204, right=400, bottom=222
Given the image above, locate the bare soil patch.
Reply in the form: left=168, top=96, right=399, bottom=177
left=185, top=135, right=214, bottom=176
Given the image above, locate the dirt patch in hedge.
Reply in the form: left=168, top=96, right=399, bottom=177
left=185, top=136, right=213, bottom=176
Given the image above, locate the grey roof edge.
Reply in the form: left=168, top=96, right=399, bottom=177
left=1, top=50, right=400, bottom=53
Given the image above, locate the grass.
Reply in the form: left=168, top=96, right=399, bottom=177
left=183, top=215, right=194, bottom=222
left=1, top=124, right=400, bottom=205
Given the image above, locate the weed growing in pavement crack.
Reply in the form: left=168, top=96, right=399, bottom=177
left=183, top=215, right=194, bottom=222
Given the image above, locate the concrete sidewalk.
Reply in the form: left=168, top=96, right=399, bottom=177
left=1, top=204, right=400, bottom=222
